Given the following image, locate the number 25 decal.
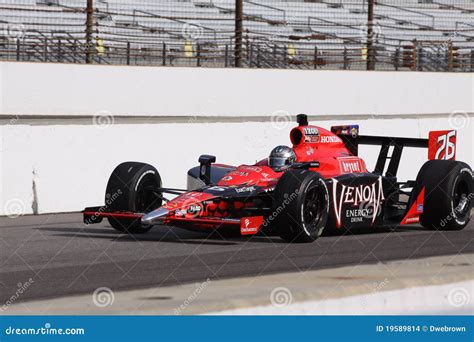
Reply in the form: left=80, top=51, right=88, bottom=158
left=428, top=130, right=456, bottom=161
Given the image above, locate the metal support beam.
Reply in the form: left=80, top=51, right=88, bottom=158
left=387, top=145, right=403, bottom=178
left=85, top=0, right=94, bottom=64
left=366, top=0, right=375, bottom=70
left=234, top=0, right=243, bottom=67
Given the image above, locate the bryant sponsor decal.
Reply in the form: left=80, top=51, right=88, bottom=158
left=332, top=177, right=385, bottom=228
left=338, top=157, right=364, bottom=174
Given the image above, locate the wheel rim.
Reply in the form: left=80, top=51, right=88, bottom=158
left=453, top=179, right=471, bottom=218
left=136, top=175, right=162, bottom=214
left=302, top=184, right=325, bottom=231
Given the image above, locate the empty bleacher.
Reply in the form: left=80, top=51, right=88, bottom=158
left=0, top=0, right=472, bottom=71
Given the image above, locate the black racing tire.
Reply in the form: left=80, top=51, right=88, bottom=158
left=417, top=160, right=472, bottom=230
left=105, top=162, right=162, bottom=234
left=270, top=169, right=329, bottom=243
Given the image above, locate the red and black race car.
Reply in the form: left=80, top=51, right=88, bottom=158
left=84, top=114, right=472, bottom=242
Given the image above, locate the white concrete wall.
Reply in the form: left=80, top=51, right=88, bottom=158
left=0, top=62, right=472, bottom=216
left=1, top=117, right=472, bottom=216
left=1, top=62, right=472, bottom=117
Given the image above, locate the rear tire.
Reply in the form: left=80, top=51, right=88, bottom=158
left=417, top=160, right=472, bottom=230
left=271, top=169, right=329, bottom=243
left=105, top=162, right=162, bottom=234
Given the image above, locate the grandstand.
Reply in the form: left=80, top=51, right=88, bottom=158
left=0, top=0, right=473, bottom=71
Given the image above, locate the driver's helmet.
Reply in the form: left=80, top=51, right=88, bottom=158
left=268, top=145, right=296, bottom=171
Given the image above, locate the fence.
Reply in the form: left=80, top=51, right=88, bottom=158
left=1, top=0, right=473, bottom=71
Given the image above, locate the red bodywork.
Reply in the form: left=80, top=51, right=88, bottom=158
left=145, top=125, right=368, bottom=231
left=218, top=125, right=368, bottom=186
left=84, top=122, right=458, bottom=234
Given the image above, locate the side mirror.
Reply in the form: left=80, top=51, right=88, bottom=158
left=198, top=155, right=216, bottom=185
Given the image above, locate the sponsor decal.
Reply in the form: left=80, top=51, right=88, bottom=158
left=304, top=127, right=319, bottom=135
left=187, top=205, right=201, bottom=214
left=175, top=209, right=187, bottom=217
left=351, top=127, right=358, bottom=138
left=242, top=166, right=262, bottom=172
left=235, top=186, right=256, bottom=193
left=306, top=147, right=314, bottom=156
left=303, top=127, right=320, bottom=143
left=225, top=170, right=251, bottom=178
left=241, top=227, right=258, bottom=234
left=330, top=125, right=359, bottom=137
left=401, top=187, right=424, bottom=225
left=208, top=186, right=227, bottom=192
left=305, top=136, right=319, bottom=143
left=179, top=196, right=204, bottom=218
left=405, top=217, right=420, bottom=223
left=338, top=157, right=364, bottom=174
left=320, top=135, right=341, bottom=143
left=332, top=177, right=385, bottom=228
left=346, top=208, right=373, bottom=222
left=240, top=216, right=263, bottom=235
left=164, top=192, right=212, bottom=210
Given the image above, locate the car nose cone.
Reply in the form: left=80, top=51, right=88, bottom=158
left=141, top=208, right=169, bottom=225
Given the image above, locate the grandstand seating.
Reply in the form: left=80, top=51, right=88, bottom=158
left=0, top=0, right=472, bottom=71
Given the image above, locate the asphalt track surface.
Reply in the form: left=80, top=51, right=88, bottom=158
left=0, top=213, right=473, bottom=304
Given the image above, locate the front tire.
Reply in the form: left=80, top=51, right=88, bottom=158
left=271, top=169, right=329, bottom=243
left=105, top=162, right=162, bottom=234
left=417, top=160, right=472, bottom=230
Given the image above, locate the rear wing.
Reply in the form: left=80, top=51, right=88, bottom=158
left=331, top=125, right=456, bottom=177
